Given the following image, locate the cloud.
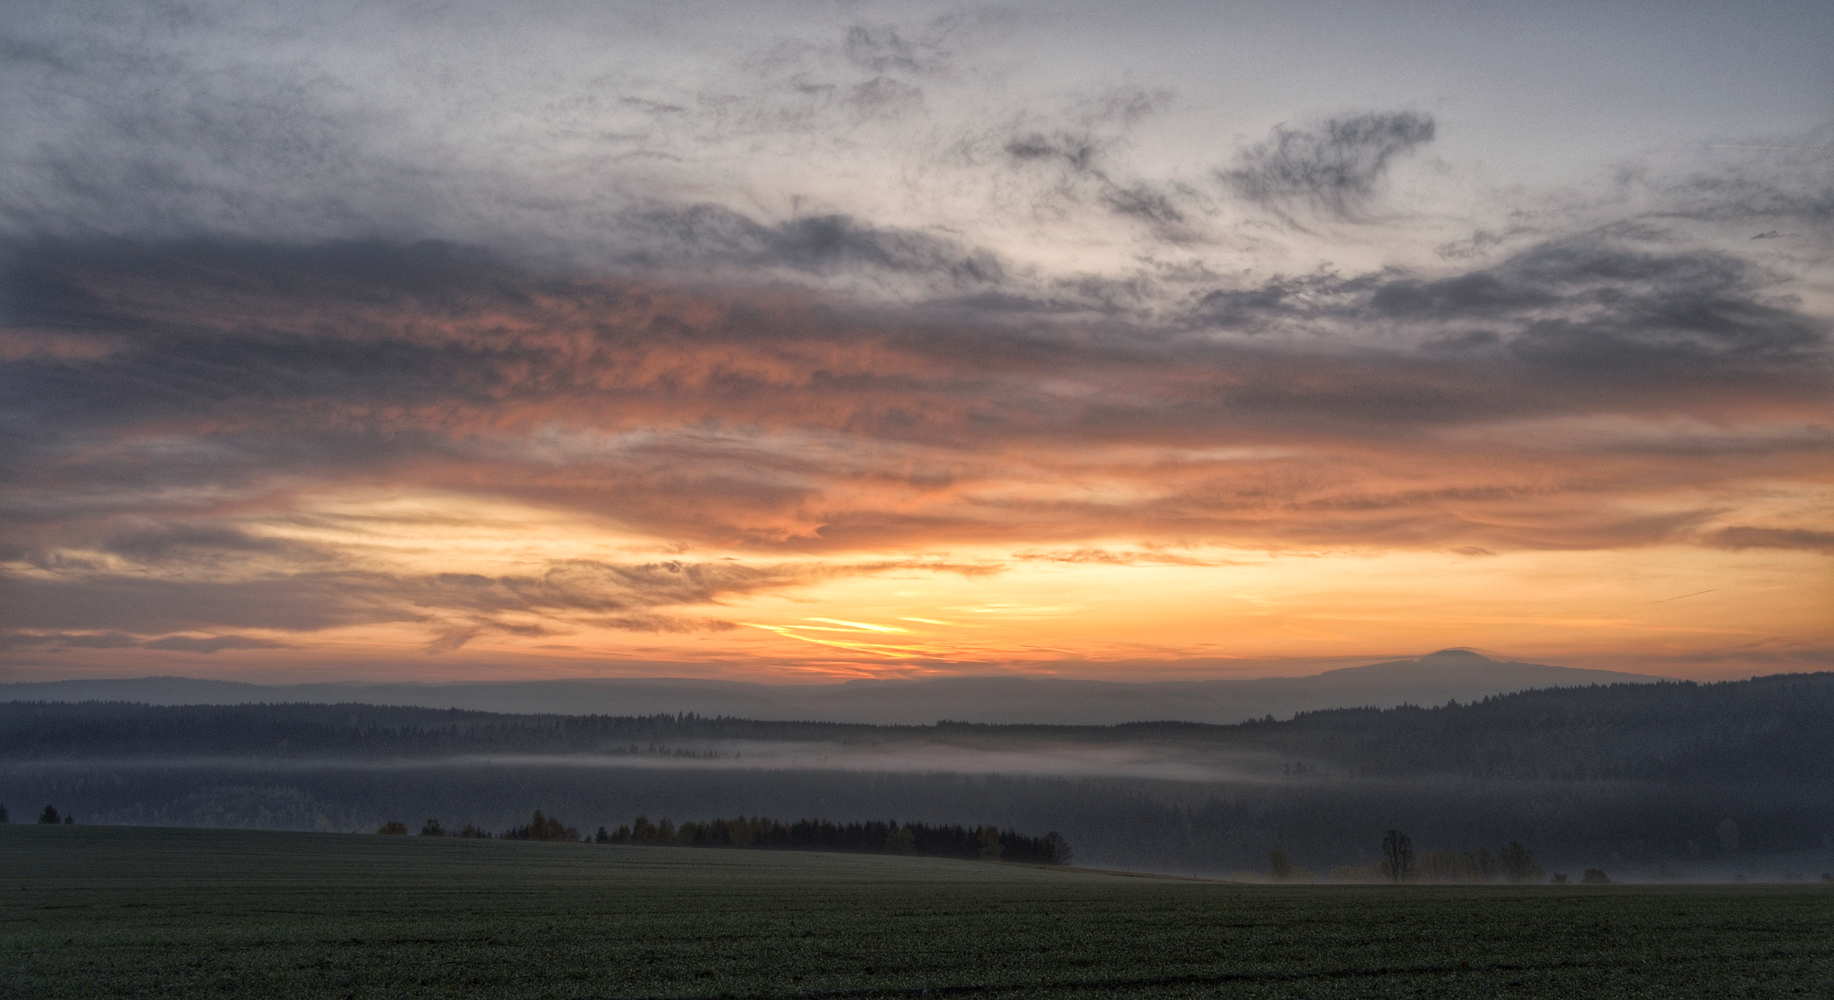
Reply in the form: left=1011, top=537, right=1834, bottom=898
left=1010, top=548, right=1228, bottom=567
left=992, top=89, right=1196, bottom=242
left=841, top=23, right=956, bottom=76
left=617, top=207, right=1007, bottom=283
left=1221, top=112, right=1435, bottom=218
left=1185, top=230, right=1829, bottom=391
left=141, top=634, right=291, bottom=654
left=0, top=630, right=287, bottom=654
left=1702, top=527, right=1834, bottom=553
left=0, top=631, right=140, bottom=650
left=0, top=9, right=1827, bottom=672
left=0, top=544, right=1013, bottom=652
left=1, top=229, right=1825, bottom=574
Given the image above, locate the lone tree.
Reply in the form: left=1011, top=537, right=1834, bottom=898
left=419, top=819, right=444, bottom=837
left=1268, top=849, right=1294, bottom=881
left=1499, top=841, right=1543, bottom=883
left=1044, top=831, right=1073, bottom=866
left=38, top=805, right=60, bottom=825
left=1381, top=829, right=1415, bottom=883
left=0, top=803, right=8, bottom=823
left=977, top=826, right=1004, bottom=862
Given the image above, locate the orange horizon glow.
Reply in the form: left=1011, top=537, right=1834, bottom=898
left=4, top=481, right=1826, bottom=684
left=3, top=140, right=1830, bottom=686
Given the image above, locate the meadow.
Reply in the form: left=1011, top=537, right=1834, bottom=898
left=2, top=825, right=1829, bottom=999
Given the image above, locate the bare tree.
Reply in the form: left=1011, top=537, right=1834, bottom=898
left=1499, top=841, right=1543, bottom=883
left=1381, top=830, right=1414, bottom=883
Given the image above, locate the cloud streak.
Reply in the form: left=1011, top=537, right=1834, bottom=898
left=1221, top=112, right=1436, bottom=219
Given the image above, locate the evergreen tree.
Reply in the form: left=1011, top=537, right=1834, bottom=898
left=38, top=805, right=59, bottom=825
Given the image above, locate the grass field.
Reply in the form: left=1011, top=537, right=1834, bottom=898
left=2, top=826, right=1829, bottom=998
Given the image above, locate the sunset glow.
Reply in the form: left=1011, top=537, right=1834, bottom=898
left=2, top=3, right=1829, bottom=683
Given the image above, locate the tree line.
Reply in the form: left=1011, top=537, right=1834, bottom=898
left=6, top=671, right=1832, bottom=786
left=0, top=804, right=75, bottom=825
left=1302, top=829, right=1588, bottom=884
left=380, top=810, right=1072, bottom=864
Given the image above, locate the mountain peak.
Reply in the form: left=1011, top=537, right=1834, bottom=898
left=1418, top=648, right=1494, bottom=664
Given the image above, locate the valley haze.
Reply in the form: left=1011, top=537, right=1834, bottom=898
left=0, top=650, right=1664, bottom=725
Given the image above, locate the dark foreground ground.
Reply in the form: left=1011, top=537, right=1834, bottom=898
left=2, top=826, right=1829, bottom=999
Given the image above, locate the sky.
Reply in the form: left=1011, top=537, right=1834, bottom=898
left=1, top=1, right=1830, bottom=683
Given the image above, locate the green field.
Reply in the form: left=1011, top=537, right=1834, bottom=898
left=2, top=826, right=1829, bottom=998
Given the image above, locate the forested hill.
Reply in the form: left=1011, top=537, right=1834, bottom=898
left=3, top=672, right=1830, bottom=784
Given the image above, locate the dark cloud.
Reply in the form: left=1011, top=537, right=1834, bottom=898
left=0, top=631, right=139, bottom=650
left=141, top=634, right=291, bottom=654
left=0, top=549, right=1002, bottom=651
left=1703, top=527, right=1834, bottom=553
left=0, top=20, right=413, bottom=242
left=1186, top=232, right=1829, bottom=388
left=101, top=525, right=301, bottom=561
left=0, top=630, right=286, bottom=654
left=846, top=77, right=924, bottom=115
left=1001, top=127, right=1196, bottom=239
left=841, top=24, right=954, bottom=76
left=613, top=205, right=1006, bottom=284
left=1221, top=112, right=1435, bottom=218
left=1005, top=132, right=1101, bottom=172
left=0, top=203, right=1828, bottom=651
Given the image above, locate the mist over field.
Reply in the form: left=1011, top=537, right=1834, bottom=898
left=1, top=6, right=1829, bottom=996
left=7, top=669, right=1831, bottom=882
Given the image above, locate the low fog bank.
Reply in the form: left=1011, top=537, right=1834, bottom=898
left=8, top=673, right=1829, bottom=786
left=0, top=651, right=1662, bottom=725
left=0, top=741, right=1300, bottom=784
left=6, top=672, right=1830, bottom=882
left=4, top=760, right=1829, bottom=884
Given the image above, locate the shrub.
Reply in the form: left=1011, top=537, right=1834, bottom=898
left=1580, top=869, right=1612, bottom=884
left=376, top=821, right=409, bottom=835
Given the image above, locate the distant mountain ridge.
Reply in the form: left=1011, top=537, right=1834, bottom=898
left=0, top=650, right=1663, bottom=724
